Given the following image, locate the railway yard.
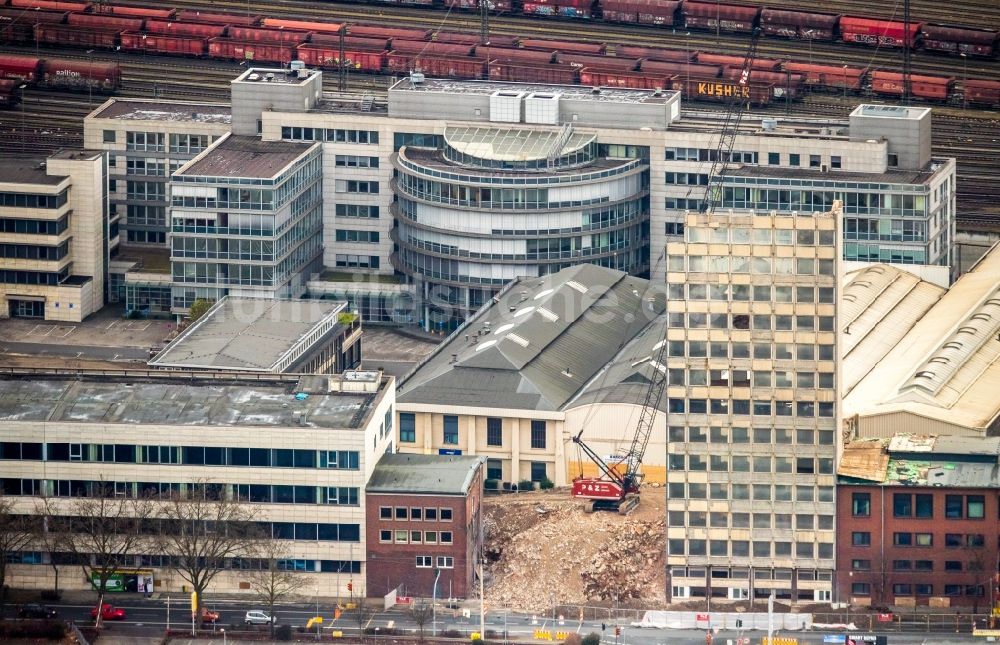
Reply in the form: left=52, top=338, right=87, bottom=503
left=0, top=0, right=998, bottom=227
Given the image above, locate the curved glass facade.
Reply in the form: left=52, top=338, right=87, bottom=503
left=391, top=143, right=650, bottom=327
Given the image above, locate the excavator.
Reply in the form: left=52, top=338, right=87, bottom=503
left=570, top=28, right=762, bottom=516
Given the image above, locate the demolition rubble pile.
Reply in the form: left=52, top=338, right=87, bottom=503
left=482, top=491, right=665, bottom=610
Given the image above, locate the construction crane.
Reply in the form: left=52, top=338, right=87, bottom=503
left=569, top=28, right=763, bottom=516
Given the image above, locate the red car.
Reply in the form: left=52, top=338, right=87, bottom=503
left=91, top=603, right=126, bottom=621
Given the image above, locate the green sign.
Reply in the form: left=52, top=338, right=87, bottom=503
left=90, top=573, right=125, bottom=592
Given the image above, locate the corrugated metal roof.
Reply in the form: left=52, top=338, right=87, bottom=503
left=366, top=453, right=485, bottom=495
left=839, top=434, right=1000, bottom=487
left=397, top=264, right=665, bottom=411
left=843, top=243, right=1000, bottom=432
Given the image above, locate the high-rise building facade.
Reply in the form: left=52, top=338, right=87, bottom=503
left=663, top=206, right=840, bottom=603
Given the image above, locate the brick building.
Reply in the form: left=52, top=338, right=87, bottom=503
left=837, top=434, right=1000, bottom=608
left=365, top=453, right=485, bottom=599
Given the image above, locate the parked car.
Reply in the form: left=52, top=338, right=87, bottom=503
left=245, top=610, right=275, bottom=625
left=91, top=603, right=126, bottom=621
left=18, top=604, right=58, bottom=619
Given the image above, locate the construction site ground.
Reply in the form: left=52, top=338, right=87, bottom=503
left=482, top=487, right=667, bottom=611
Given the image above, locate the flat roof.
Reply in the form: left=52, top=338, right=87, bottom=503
left=725, top=161, right=947, bottom=186
left=390, top=77, right=676, bottom=104
left=0, top=157, right=66, bottom=186
left=851, top=104, right=931, bottom=120
left=0, top=371, right=385, bottom=429
left=177, top=135, right=316, bottom=179
left=90, top=99, right=231, bottom=124
left=367, top=453, right=485, bottom=495
left=149, top=297, right=348, bottom=372
left=839, top=434, right=1000, bottom=487
left=235, top=67, right=321, bottom=86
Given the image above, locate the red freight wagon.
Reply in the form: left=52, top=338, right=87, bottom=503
left=0, top=54, right=43, bottom=82
left=580, top=68, right=665, bottom=89
left=485, top=46, right=555, bottom=64
left=310, top=33, right=389, bottom=49
left=519, top=39, right=606, bottom=55
left=0, top=16, right=34, bottom=43
left=97, top=5, right=175, bottom=19
left=760, top=9, right=838, bottom=40
left=227, top=26, right=311, bottom=45
left=618, top=45, right=692, bottom=62
left=144, top=19, right=225, bottom=39
left=963, top=79, right=1000, bottom=107
left=295, top=44, right=387, bottom=73
left=66, top=13, right=144, bottom=32
left=870, top=70, right=954, bottom=100
left=640, top=59, right=721, bottom=78
left=636, top=0, right=680, bottom=26
left=9, top=0, right=86, bottom=12
left=443, top=0, right=513, bottom=11
left=391, top=40, right=474, bottom=57
left=696, top=52, right=781, bottom=71
left=34, top=24, right=121, bottom=49
left=42, top=58, right=119, bottom=91
left=387, top=53, right=486, bottom=78
left=840, top=16, right=921, bottom=48
left=208, top=38, right=296, bottom=64
left=121, top=31, right=207, bottom=56
left=557, top=52, right=638, bottom=71
left=347, top=25, right=431, bottom=41
left=175, top=10, right=259, bottom=26
left=487, top=60, right=578, bottom=84
left=261, top=18, right=342, bottom=35
left=683, top=1, right=759, bottom=33
left=781, top=62, right=865, bottom=89
left=669, top=76, right=772, bottom=105
left=0, top=7, right=67, bottom=23
left=723, top=67, right=804, bottom=98
left=0, top=78, right=21, bottom=108
left=436, top=31, right=518, bottom=46
left=921, top=24, right=998, bottom=57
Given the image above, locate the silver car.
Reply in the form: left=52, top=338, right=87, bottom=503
left=244, top=610, right=276, bottom=625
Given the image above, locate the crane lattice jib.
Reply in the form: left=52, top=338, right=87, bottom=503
left=700, top=28, right=762, bottom=216
left=622, top=326, right=670, bottom=485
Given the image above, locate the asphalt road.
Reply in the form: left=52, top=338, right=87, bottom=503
left=5, top=598, right=988, bottom=644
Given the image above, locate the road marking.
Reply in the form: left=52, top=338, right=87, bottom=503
left=27, top=324, right=47, bottom=336
left=105, top=321, right=118, bottom=330
left=55, top=326, right=75, bottom=337
left=113, top=354, right=120, bottom=360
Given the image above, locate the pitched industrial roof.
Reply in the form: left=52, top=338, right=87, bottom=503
left=149, top=297, right=347, bottom=372
left=843, top=243, right=1000, bottom=433
left=397, top=264, right=665, bottom=411
left=366, top=453, right=485, bottom=495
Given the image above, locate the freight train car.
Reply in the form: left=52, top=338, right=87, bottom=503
left=34, top=23, right=121, bottom=49
left=519, top=39, right=606, bottom=54
left=144, top=18, right=226, bottom=39
left=781, top=62, right=865, bottom=90
left=41, top=57, right=119, bottom=91
left=522, top=0, right=593, bottom=19
left=295, top=43, right=387, bottom=72
left=601, top=0, right=679, bottom=25
left=436, top=31, right=518, bottom=46
left=347, top=24, right=430, bottom=40
left=487, top=60, right=577, bottom=83
left=391, top=39, right=474, bottom=57
left=921, top=24, right=998, bottom=57
left=682, top=1, right=759, bottom=34
left=870, top=70, right=954, bottom=100
left=0, top=54, right=43, bottom=82
left=724, top=66, right=804, bottom=98
left=0, top=78, right=22, bottom=108
left=261, top=17, right=343, bottom=35
left=175, top=10, right=260, bottom=26
left=97, top=4, right=175, bottom=19
left=760, top=9, right=839, bottom=40
left=121, top=30, right=207, bottom=56
left=639, top=58, right=721, bottom=78
left=227, top=26, right=312, bottom=44
left=65, top=12, right=143, bottom=31
left=617, top=45, right=692, bottom=62
left=557, top=52, right=638, bottom=71
left=696, top=52, right=782, bottom=71
left=840, top=16, right=922, bottom=48
left=389, top=54, right=486, bottom=78
left=8, top=0, right=86, bottom=12
left=208, top=38, right=297, bottom=63
left=580, top=67, right=665, bottom=89
left=668, top=76, right=772, bottom=105
left=963, top=80, right=1000, bottom=107
left=484, top=46, right=556, bottom=64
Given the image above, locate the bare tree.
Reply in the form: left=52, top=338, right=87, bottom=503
left=246, top=538, right=308, bottom=638
left=37, top=485, right=154, bottom=627
left=156, top=484, right=257, bottom=629
left=0, top=498, right=35, bottom=619
left=410, top=601, right=433, bottom=641
left=350, top=583, right=377, bottom=641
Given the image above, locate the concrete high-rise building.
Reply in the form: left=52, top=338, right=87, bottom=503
left=663, top=206, right=841, bottom=603
left=0, top=151, right=107, bottom=321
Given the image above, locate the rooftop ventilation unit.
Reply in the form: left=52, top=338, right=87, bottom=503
left=410, top=72, right=425, bottom=85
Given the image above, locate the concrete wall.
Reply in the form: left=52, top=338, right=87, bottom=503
left=231, top=70, right=322, bottom=136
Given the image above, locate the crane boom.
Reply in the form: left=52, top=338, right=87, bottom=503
left=571, top=29, right=762, bottom=515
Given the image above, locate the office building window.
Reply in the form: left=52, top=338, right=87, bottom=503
left=530, top=420, right=546, bottom=450
left=399, top=413, right=416, bottom=443
left=852, top=493, right=871, bottom=517
left=530, top=461, right=547, bottom=482
left=486, top=418, right=502, bottom=447
left=443, top=415, right=458, bottom=445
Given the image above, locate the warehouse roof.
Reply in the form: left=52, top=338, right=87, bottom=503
left=0, top=371, right=385, bottom=429
left=367, top=453, right=485, bottom=495
left=844, top=243, right=1000, bottom=434
left=397, top=264, right=665, bottom=411
left=178, top=135, right=317, bottom=179
left=149, top=297, right=349, bottom=372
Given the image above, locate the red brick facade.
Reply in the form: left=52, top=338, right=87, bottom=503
left=836, top=485, right=1000, bottom=608
left=365, top=466, right=483, bottom=599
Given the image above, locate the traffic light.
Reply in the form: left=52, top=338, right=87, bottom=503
left=601, top=623, right=606, bottom=632
left=735, top=619, right=743, bottom=628
left=615, top=627, right=622, bottom=636
left=347, top=582, right=353, bottom=592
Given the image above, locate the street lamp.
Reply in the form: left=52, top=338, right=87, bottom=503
left=431, top=568, right=442, bottom=637
left=220, top=628, right=226, bottom=645
left=18, top=83, right=26, bottom=153
left=960, top=53, right=968, bottom=108
left=85, top=49, right=94, bottom=105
